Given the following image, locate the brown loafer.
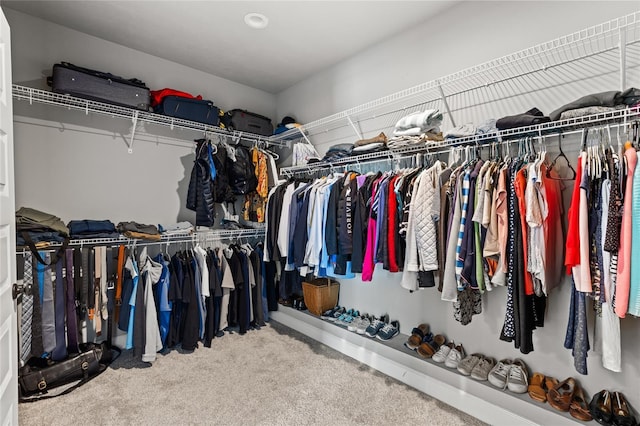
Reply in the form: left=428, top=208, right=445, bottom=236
left=570, top=384, right=593, bottom=422
left=548, top=377, right=576, bottom=412
left=528, top=373, right=547, bottom=403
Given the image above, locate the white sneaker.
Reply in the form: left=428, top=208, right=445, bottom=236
left=348, top=315, right=368, bottom=332
left=488, top=359, right=512, bottom=389
left=471, top=357, right=496, bottom=381
left=457, top=353, right=483, bottom=376
left=432, top=342, right=454, bottom=363
left=507, top=358, right=529, bottom=394
left=444, top=344, right=465, bottom=369
left=356, top=316, right=371, bottom=334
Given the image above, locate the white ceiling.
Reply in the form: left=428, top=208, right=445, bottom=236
left=3, top=1, right=458, bottom=93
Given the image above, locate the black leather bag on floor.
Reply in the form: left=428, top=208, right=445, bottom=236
left=18, top=342, right=117, bottom=401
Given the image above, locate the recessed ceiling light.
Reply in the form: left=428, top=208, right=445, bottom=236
left=244, top=13, right=269, bottom=29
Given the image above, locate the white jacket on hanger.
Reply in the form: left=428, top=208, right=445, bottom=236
left=415, top=161, right=443, bottom=272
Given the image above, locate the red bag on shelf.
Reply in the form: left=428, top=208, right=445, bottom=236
left=150, top=88, right=203, bottom=108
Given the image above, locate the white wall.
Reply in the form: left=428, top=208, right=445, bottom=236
left=275, top=0, right=640, bottom=410
left=6, top=7, right=276, bottom=225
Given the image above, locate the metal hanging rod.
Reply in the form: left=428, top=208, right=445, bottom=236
left=16, top=228, right=265, bottom=254
left=279, top=106, right=640, bottom=177
left=11, top=85, right=289, bottom=150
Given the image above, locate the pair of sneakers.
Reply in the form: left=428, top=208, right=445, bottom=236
left=432, top=342, right=466, bottom=369
left=321, top=306, right=344, bottom=321
left=376, top=320, right=400, bottom=341
left=364, top=314, right=395, bottom=338
left=348, top=314, right=372, bottom=334
left=456, top=353, right=497, bottom=381
left=335, top=309, right=360, bottom=327
left=488, top=358, right=529, bottom=393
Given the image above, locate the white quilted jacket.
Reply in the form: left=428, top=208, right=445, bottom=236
left=415, top=161, right=443, bottom=271
left=401, top=170, right=426, bottom=291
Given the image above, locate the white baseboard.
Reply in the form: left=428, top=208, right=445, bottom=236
left=271, top=308, right=582, bottom=426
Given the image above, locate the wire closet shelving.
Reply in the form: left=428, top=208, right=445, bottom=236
left=12, top=85, right=289, bottom=153
left=278, top=11, right=640, bottom=177
left=16, top=228, right=265, bottom=255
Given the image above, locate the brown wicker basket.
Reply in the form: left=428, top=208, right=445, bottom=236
left=302, top=278, right=340, bottom=316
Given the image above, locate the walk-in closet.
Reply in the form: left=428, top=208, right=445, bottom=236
left=1, top=2, right=640, bottom=425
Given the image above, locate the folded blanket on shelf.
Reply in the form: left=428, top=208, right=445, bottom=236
left=159, top=221, right=194, bottom=235
left=496, top=107, right=550, bottom=130
left=117, top=221, right=160, bottom=236
left=549, top=88, right=640, bottom=121
left=16, top=207, right=69, bottom=236
left=387, top=133, right=444, bottom=150
left=444, top=123, right=477, bottom=139
left=122, top=230, right=162, bottom=241
left=559, top=105, right=625, bottom=120
left=352, top=142, right=387, bottom=153
left=476, top=118, right=497, bottom=135
left=68, top=219, right=116, bottom=236
left=393, top=109, right=443, bottom=136
left=321, top=143, right=354, bottom=162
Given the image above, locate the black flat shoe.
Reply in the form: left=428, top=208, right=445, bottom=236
left=590, top=390, right=612, bottom=425
left=612, top=391, right=637, bottom=426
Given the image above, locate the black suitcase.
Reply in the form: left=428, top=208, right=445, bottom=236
left=155, top=96, right=220, bottom=126
left=228, top=109, right=273, bottom=136
left=49, top=62, right=151, bottom=111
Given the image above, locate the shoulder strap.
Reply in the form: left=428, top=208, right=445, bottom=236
left=22, top=232, right=69, bottom=266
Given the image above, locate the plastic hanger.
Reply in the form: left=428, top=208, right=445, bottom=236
left=546, top=132, right=577, bottom=181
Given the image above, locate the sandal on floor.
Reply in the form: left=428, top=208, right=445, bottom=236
left=404, top=324, right=430, bottom=351
left=417, top=334, right=446, bottom=358
left=528, top=372, right=547, bottom=403
left=570, top=384, right=593, bottom=422
left=548, top=377, right=576, bottom=412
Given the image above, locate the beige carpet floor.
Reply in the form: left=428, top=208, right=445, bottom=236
left=19, top=321, right=486, bottom=426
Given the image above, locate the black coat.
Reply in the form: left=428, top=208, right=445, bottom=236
left=187, top=139, right=216, bottom=227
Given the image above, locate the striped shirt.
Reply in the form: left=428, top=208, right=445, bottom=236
left=455, top=170, right=471, bottom=289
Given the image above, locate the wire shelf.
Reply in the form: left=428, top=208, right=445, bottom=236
left=279, top=106, right=640, bottom=177
left=11, top=85, right=289, bottom=148
left=16, top=228, right=265, bottom=253
left=279, top=11, right=640, bottom=144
